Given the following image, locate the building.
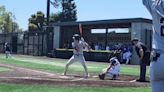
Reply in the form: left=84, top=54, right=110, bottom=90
left=52, top=18, right=152, bottom=64
left=0, top=18, right=152, bottom=64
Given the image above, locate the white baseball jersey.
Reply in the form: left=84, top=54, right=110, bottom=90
left=72, top=39, right=87, bottom=55
left=143, top=0, right=164, bottom=50
left=143, top=1, right=164, bottom=92
left=64, top=37, right=89, bottom=77
left=107, top=57, right=120, bottom=75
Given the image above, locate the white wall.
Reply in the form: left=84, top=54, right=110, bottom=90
left=141, top=23, right=152, bottom=50
left=53, top=26, right=60, bottom=49
left=131, top=22, right=152, bottom=65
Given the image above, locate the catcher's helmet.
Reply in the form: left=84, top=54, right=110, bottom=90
left=131, top=38, right=139, bottom=45
left=131, top=38, right=139, bottom=42
left=73, top=34, right=80, bottom=40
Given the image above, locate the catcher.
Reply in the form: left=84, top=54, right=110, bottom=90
left=99, top=52, right=120, bottom=80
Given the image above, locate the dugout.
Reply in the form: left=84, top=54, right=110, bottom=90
left=52, top=18, right=152, bottom=64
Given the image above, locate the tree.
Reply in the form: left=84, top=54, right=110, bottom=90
left=28, top=0, right=77, bottom=31
left=3, top=12, right=13, bottom=33
left=0, top=6, right=12, bottom=33
left=48, top=0, right=77, bottom=23
left=28, top=11, right=45, bottom=31
left=50, top=0, right=60, bottom=8
left=12, top=22, right=20, bottom=32
left=60, top=0, right=77, bottom=22
left=0, top=5, right=20, bottom=33
left=28, top=11, right=62, bottom=31
left=36, top=11, right=45, bottom=30
left=49, top=12, right=62, bottom=23
left=28, top=14, right=37, bottom=31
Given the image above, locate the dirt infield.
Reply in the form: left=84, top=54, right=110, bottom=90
left=0, top=63, right=150, bottom=87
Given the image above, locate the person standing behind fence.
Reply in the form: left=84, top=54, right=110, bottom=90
left=4, top=42, right=11, bottom=58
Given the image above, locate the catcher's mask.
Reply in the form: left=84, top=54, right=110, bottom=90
left=131, top=38, right=139, bottom=45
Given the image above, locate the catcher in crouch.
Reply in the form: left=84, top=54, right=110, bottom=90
left=99, top=52, right=120, bottom=80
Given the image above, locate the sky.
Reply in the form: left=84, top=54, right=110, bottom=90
left=0, top=0, right=152, bottom=30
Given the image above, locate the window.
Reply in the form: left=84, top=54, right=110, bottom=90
left=91, top=28, right=129, bottom=34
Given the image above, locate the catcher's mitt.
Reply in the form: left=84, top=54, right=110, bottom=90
left=99, top=73, right=105, bottom=80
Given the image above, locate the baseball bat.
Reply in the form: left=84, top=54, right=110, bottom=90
left=79, top=23, right=83, bottom=36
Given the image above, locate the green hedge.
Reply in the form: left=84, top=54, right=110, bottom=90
left=54, top=49, right=121, bottom=62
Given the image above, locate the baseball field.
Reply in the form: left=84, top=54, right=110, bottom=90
left=0, top=54, right=151, bottom=92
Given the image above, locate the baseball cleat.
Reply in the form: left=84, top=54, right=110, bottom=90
left=99, top=74, right=105, bottom=80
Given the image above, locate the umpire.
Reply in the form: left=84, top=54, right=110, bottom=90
left=131, top=38, right=150, bottom=82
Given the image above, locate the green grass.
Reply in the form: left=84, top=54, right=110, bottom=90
left=0, top=83, right=151, bottom=92
left=0, top=67, right=11, bottom=72
left=0, top=55, right=149, bottom=76
left=0, top=55, right=151, bottom=92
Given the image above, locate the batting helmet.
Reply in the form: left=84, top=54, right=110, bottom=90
left=73, top=34, right=81, bottom=40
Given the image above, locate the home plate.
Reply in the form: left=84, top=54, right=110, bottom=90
left=71, top=78, right=85, bottom=81
left=92, top=76, right=98, bottom=78
left=130, top=80, right=137, bottom=82
left=59, top=75, right=74, bottom=79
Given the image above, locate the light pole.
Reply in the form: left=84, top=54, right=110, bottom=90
left=47, top=0, right=50, bottom=27
left=46, top=0, right=51, bottom=56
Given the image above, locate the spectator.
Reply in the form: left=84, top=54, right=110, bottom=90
left=4, top=42, right=11, bottom=58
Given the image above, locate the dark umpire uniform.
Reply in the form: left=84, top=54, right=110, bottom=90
left=132, top=39, right=150, bottom=82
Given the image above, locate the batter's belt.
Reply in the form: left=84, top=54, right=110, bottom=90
left=73, top=54, right=83, bottom=56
